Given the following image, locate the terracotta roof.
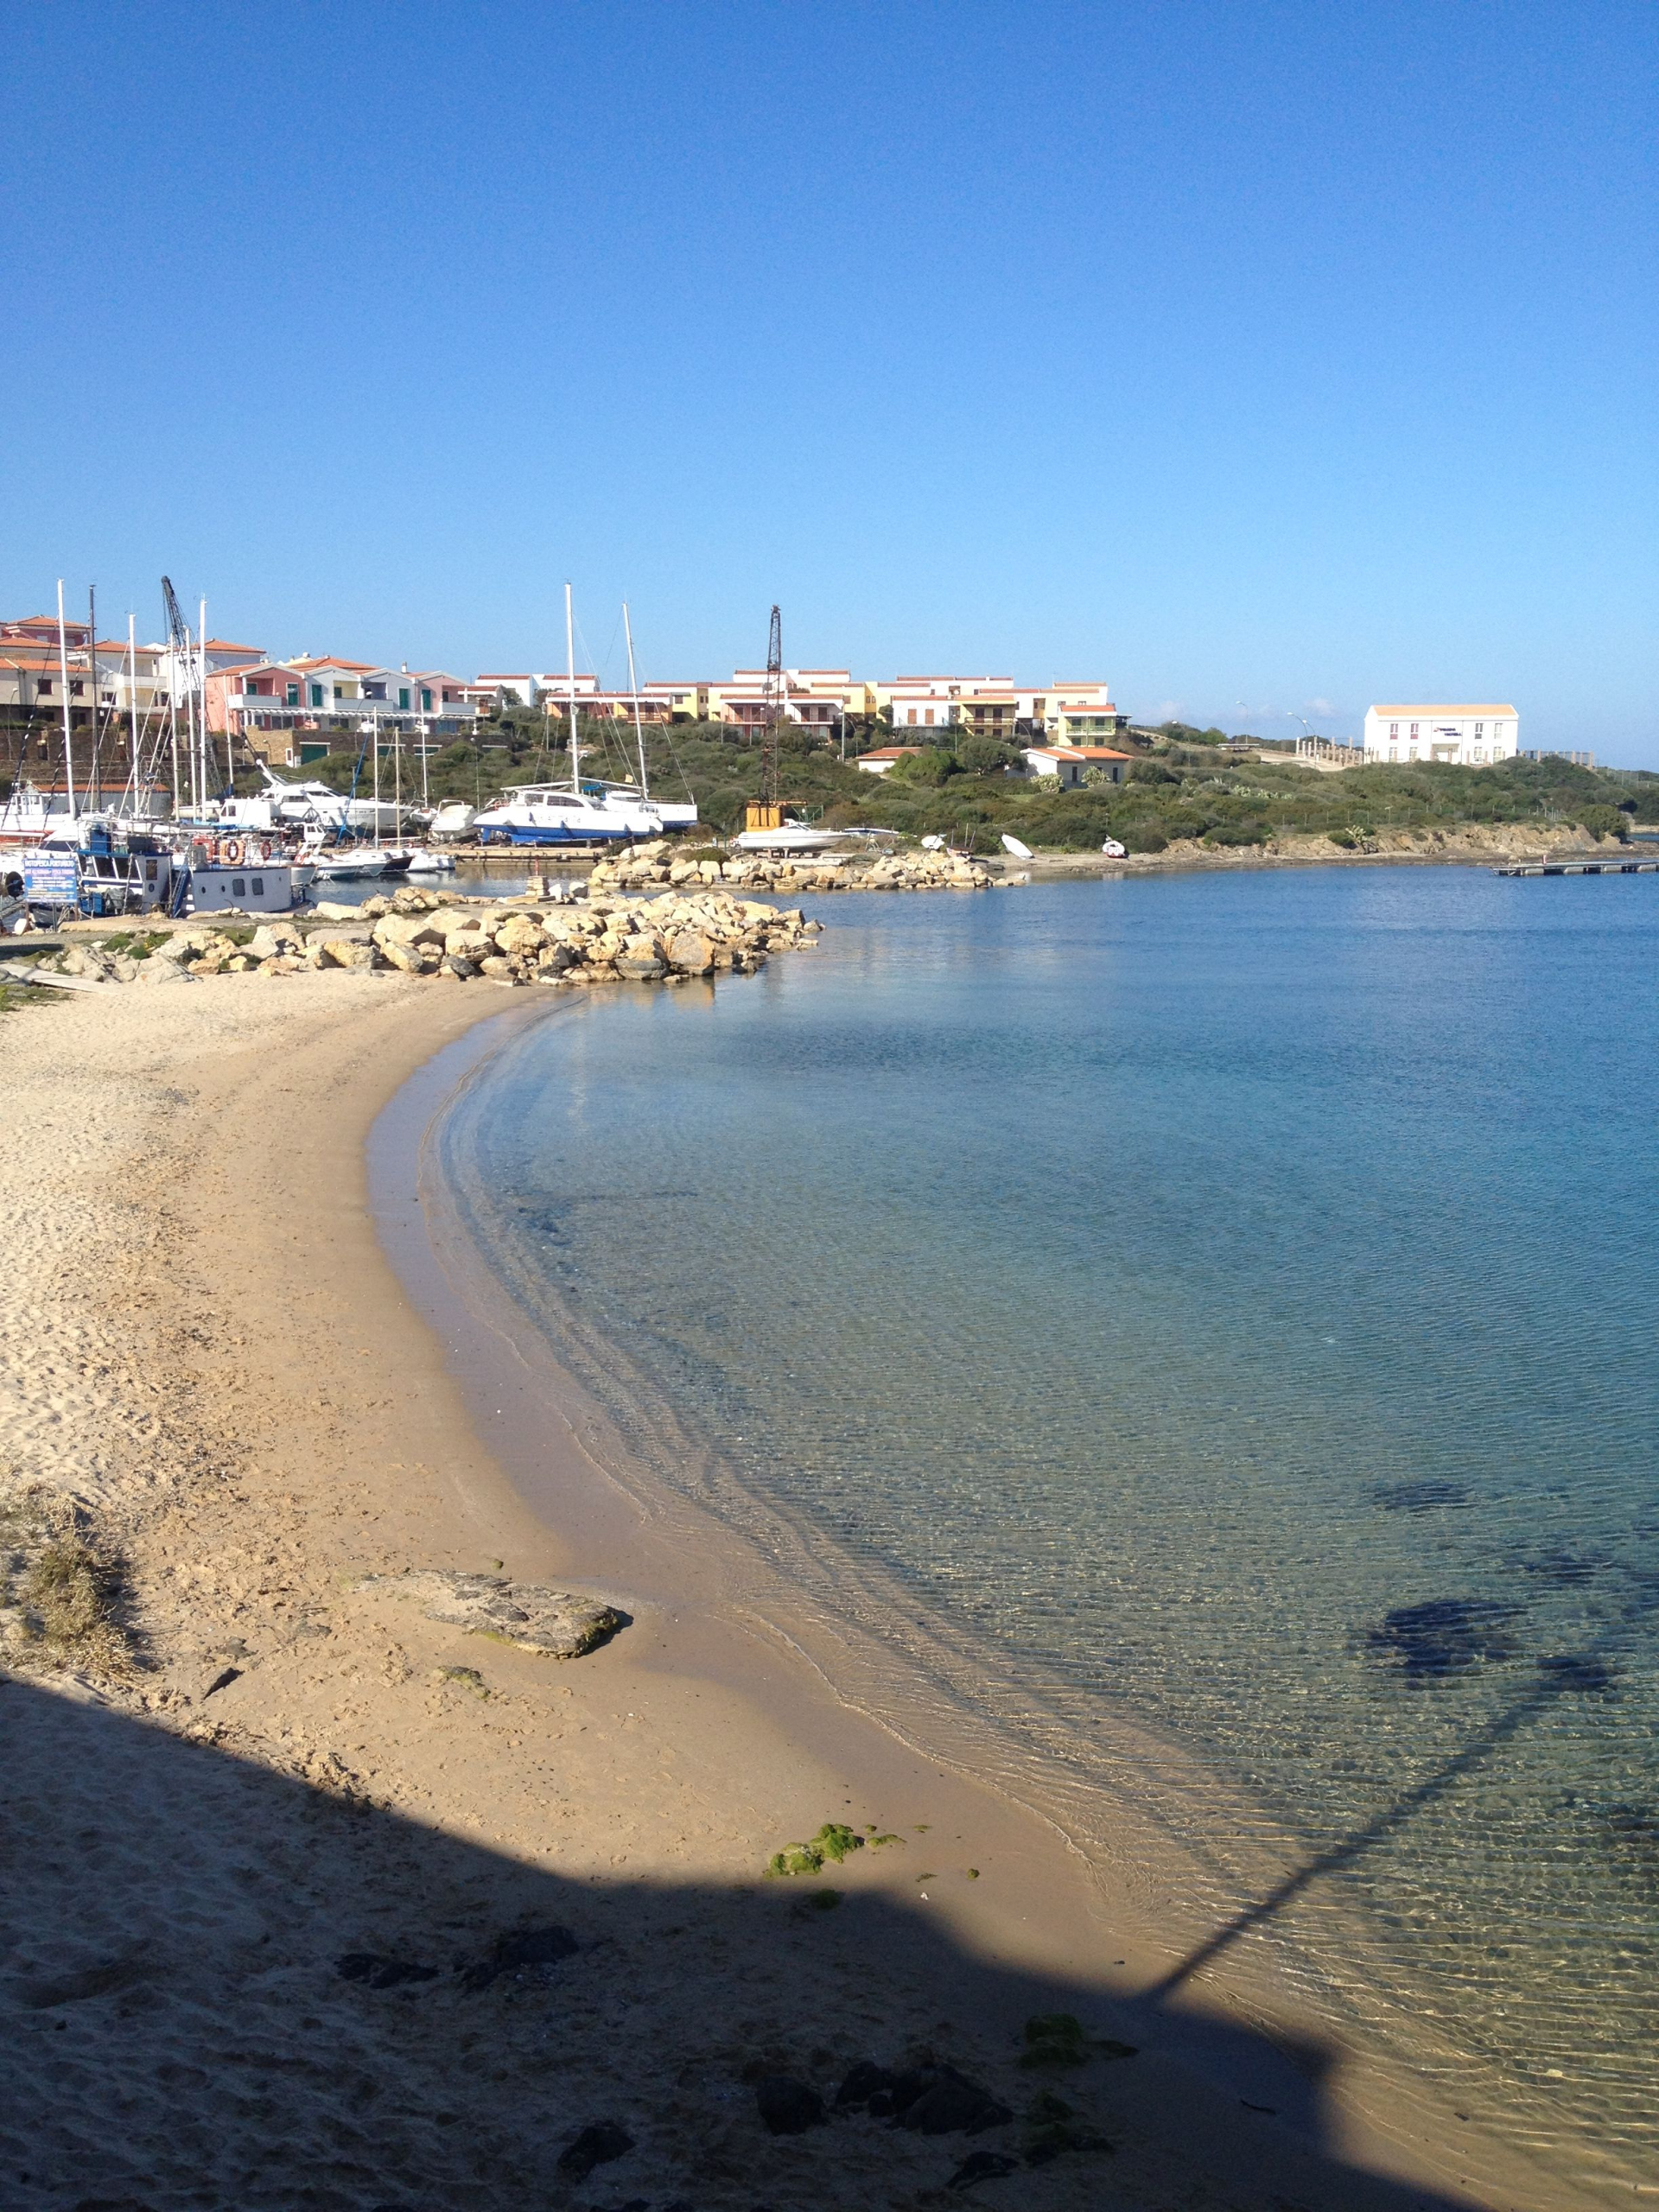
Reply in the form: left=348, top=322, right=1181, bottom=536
left=204, top=638, right=264, bottom=652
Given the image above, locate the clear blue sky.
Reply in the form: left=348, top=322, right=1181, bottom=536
left=6, top=2, right=1655, bottom=755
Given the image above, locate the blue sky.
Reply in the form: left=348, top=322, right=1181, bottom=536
left=6, top=2, right=1655, bottom=755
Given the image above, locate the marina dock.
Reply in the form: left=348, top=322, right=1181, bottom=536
left=1493, top=857, right=1659, bottom=877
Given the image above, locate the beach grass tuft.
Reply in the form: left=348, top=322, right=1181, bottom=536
left=1, top=1486, right=131, bottom=1681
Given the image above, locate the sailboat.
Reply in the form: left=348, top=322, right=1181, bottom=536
left=474, top=585, right=664, bottom=847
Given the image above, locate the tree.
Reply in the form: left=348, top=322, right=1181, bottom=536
left=954, top=733, right=1020, bottom=776
left=888, top=747, right=955, bottom=787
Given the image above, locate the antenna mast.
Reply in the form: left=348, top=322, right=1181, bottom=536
left=161, top=577, right=195, bottom=813
left=760, top=603, right=783, bottom=806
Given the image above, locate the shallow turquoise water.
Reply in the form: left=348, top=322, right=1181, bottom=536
left=438, top=868, right=1659, bottom=2181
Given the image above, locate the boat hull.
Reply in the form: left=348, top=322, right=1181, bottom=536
left=480, top=824, right=642, bottom=846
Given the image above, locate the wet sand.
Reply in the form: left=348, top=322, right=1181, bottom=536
left=0, top=969, right=1603, bottom=2210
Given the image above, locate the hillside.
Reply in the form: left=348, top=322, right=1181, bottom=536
left=255, top=716, right=1659, bottom=855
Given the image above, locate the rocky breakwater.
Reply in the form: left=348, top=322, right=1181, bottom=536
left=355, top=886, right=821, bottom=985
left=589, top=840, right=993, bottom=894
left=16, top=886, right=821, bottom=991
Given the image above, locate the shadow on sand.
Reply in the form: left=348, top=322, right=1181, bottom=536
left=0, top=1672, right=1527, bottom=2212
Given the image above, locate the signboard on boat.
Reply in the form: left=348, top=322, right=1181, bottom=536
left=22, top=851, right=79, bottom=906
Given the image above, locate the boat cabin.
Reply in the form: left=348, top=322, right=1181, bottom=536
left=188, top=863, right=296, bottom=914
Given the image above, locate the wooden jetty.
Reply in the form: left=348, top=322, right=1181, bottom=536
left=1494, top=857, right=1659, bottom=878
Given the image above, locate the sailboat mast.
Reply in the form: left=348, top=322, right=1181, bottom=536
left=57, top=579, right=77, bottom=820
left=127, top=613, right=139, bottom=796
left=87, top=585, right=100, bottom=811
left=565, top=582, right=580, bottom=785
left=199, top=597, right=210, bottom=803
left=623, top=600, right=647, bottom=798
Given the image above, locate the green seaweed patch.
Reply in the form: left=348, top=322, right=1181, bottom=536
left=765, top=1821, right=866, bottom=1877
left=868, top=1833, right=904, bottom=1849
left=1022, top=2088, right=1114, bottom=2165
left=1019, top=2013, right=1139, bottom=2070
left=965, top=1866, right=981, bottom=1879
left=435, top=1665, right=490, bottom=1698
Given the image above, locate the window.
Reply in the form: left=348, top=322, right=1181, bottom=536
left=1389, top=746, right=1398, bottom=760
left=286, top=684, right=300, bottom=707
left=398, top=688, right=410, bottom=709
left=251, top=877, right=264, bottom=897
left=38, top=679, right=52, bottom=696
left=232, top=877, right=246, bottom=898
left=421, top=688, right=432, bottom=710
left=309, top=684, right=324, bottom=708
left=1475, top=721, right=1484, bottom=739
left=1389, top=722, right=1398, bottom=739
left=906, top=709, right=917, bottom=725
left=70, top=680, right=84, bottom=696
left=1409, top=722, right=1419, bottom=740
left=925, top=708, right=935, bottom=726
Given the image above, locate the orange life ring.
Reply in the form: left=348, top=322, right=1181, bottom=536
left=222, top=837, right=244, bottom=865
left=258, top=839, right=273, bottom=862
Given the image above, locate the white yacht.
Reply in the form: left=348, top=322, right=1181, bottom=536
left=258, top=766, right=403, bottom=837
left=429, top=801, right=478, bottom=842
left=474, top=782, right=664, bottom=847
left=474, top=585, right=666, bottom=847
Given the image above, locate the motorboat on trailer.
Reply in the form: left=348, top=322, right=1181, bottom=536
left=732, top=815, right=849, bottom=855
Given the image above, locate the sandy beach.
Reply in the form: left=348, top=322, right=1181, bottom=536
left=0, top=968, right=1608, bottom=2212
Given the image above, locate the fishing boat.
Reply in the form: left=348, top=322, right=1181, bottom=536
left=20, top=818, right=178, bottom=918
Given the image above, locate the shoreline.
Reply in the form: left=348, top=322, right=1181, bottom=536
left=0, top=968, right=1611, bottom=2209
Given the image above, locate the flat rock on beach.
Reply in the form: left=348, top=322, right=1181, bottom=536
left=353, top=1567, right=626, bottom=1656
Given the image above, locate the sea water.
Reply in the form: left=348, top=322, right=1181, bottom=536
left=435, top=868, right=1659, bottom=2183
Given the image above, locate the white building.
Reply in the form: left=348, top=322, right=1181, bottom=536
left=1363, top=704, right=1519, bottom=766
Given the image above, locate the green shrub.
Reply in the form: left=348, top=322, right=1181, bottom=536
left=1578, top=805, right=1629, bottom=842
left=888, top=747, right=955, bottom=787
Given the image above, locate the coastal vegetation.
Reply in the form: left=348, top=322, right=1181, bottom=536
left=250, top=716, right=1659, bottom=856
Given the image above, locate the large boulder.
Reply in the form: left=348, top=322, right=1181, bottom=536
left=493, top=915, right=546, bottom=957
left=665, top=928, right=715, bottom=975
left=250, top=922, right=305, bottom=961
left=135, top=955, right=194, bottom=986
left=318, top=937, right=375, bottom=969
left=378, top=938, right=437, bottom=975
left=353, top=1571, right=626, bottom=1657
left=373, top=912, right=445, bottom=951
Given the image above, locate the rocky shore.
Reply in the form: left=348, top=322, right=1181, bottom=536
left=16, top=883, right=821, bottom=990
left=589, top=841, right=995, bottom=893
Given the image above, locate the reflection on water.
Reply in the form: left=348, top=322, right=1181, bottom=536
left=437, top=868, right=1659, bottom=2187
